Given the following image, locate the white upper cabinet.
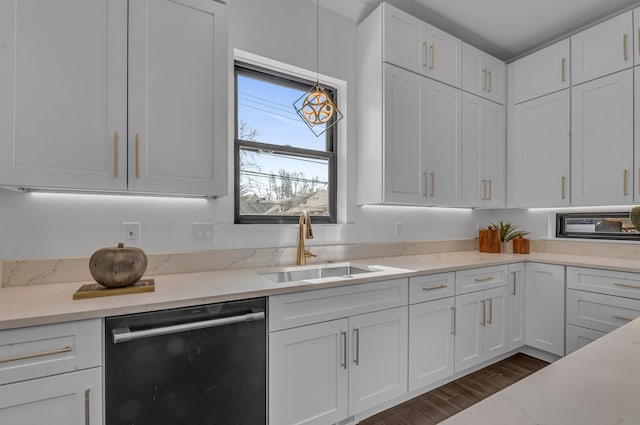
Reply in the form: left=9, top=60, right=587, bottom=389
left=0, top=0, right=128, bottom=191
left=512, top=39, right=570, bottom=104
left=0, top=0, right=227, bottom=197
left=426, top=79, right=462, bottom=206
left=635, top=67, right=640, bottom=203
left=571, top=11, right=633, bottom=85
left=425, top=24, right=463, bottom=87
left=462, top=93, right=505, bottom=208
left=571, top=69, right=633, bottom=206
left=381, top=3, right=461, bottom=87
left=128, top=0, right=227, bottom=196
left=462, top=43, right=505, bottom=104
left=382, top=64, right=428, bottom=205
left=511, top=89, right=571, bottom=207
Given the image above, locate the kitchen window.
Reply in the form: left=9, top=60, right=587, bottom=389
left=234, top=63, right=337, bottom=224
left=556, top=212, right=640, bottom=240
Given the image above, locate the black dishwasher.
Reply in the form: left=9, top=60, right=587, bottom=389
left=104, top=297, right=266, bottom=425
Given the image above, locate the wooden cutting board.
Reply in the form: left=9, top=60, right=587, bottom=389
left=72, top=279, right=155, bottom=300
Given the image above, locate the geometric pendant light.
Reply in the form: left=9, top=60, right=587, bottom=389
left=293, top=0, right=343, bottom=137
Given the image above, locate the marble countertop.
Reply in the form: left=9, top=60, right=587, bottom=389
left=440, top=317, right=640, bottom=425
left=2, top=249, right=640, bottom=330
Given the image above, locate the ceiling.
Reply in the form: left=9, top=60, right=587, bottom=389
left=321, top=0, right=640, bottom=61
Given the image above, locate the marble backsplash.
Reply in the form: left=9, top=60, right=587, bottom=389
left=4, top=238, right=640, bottom=288
left=1, top=239, right=477, bottom=288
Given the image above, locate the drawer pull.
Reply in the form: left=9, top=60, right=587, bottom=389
left=0, top=346, right=72, bottom=364
left=475, top=276, right=493, bottom=282
left=613, top=282, right=640, bottom=290
left=613, top=314, right=635, bottom=322
left=423, top=284, right=447, bottom=291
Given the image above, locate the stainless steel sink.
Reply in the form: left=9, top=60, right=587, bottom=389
left=260, top=265, right=380, bottom=283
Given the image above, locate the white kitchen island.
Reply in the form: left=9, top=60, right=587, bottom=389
left=441, top=318, right=640, bottom=425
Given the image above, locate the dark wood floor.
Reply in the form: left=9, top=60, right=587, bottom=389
left=359, top=353, right=549, bottom=425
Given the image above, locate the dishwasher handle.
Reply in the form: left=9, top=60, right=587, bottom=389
left=112, top=310, right=265, bottom=344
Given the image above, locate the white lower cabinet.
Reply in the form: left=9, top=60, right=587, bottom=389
left=525, top=263, right=565, bottom=356
left=565, top=324, right=606, bottom=355
left=409, top=297, right=455, bottom=391
left=454, top=286, right=508, bottom=373
left=269, top=307, right=408, bottom=425
left=0, top=368, right=102, bottom=425
left=507, top=263, right=526, bottom=350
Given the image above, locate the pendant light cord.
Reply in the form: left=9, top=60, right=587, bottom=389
left=316, top=0, right=319, bottom=84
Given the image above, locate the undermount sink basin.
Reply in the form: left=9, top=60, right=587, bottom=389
left=260, top=265, right=381, bottom=283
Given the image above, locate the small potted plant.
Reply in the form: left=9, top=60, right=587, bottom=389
left=489, top=220, right=529, bottom=253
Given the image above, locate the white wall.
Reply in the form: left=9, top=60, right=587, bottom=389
left=0, top=0, right=488, bottom=260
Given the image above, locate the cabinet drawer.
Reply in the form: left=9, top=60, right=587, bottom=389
left=567, top=267, right=640, bottom=299
left=565, top=324, right=605, bottom=355
left=0, top=319, right=102, bottom=386
left=269, top=279, right=408, bottom=331
left=409, top=272, right=455, bottom=304
left=566, top=289, right=640, bottom=333
left=455, top=265, right=508, bottom=295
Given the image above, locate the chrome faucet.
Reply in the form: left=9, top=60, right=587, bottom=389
left=296, top=211, right=316, bottom=265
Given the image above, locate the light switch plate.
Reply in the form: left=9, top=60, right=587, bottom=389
left=192, top=222, right=214, bottom=242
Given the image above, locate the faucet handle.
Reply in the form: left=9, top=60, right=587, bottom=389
left=305, top=249, right=317, bottom=258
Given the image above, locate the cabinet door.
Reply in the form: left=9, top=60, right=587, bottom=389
left=426, top=79, right=462, bottom=206
left=128, top=0, right=228, bottom=196
left=425, top=25, right=462, bottom=87
left=0, top=0, right=127, bottom=190
left=571, top=11, right=633, bottom=85
left=565, top=324, right=605, bottom=355
left=635, top=67, right=640, bottom=203
left=0, top=368, right=102, bottom=425
left=462, top=93, right=505, bottom=207
left=349, top=307, right=408, bottom=416
left=525, top=263, right=565, bottom=356
left=566, top=289, right=640, bottom=334
left=635, top=8, right=640, bottom=65
left=513, top=39, right=570, bottom=104
left=409, top=298, right=455, bottom=391
left=269, top=319, right=348, bottom=425
left=571, top=69, right=633, bottom=206
left=512, top=90, right=570, bottom=207
left=507, top=263, right=526, bottom=351
left=483, top=286, right=509, bottom=360
left=382, top=3, right=427, bottom=76
left=454, top=291, right=484, bottom=373
left=383, top=64, right=428, bottom=204
left=462, top=43, right=505, bottom=104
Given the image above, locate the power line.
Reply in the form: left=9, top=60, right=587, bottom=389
left=241, top=170, right=328, bottom=185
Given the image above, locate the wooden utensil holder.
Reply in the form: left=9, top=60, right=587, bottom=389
left=478, top=229, right=501, bottom=253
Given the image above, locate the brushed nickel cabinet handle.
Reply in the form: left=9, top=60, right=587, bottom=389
left=451, top=306, right=456, bottom=335
left=0, top=346, right=72, bottom=364
left=561, top=176, right=566, bottom=200
left=624, top=169, right=629, bottom=196
left=113, top=132, right=119, bottom=178
left=430, top=43, right=435, bottom=70
left=481, top=179, right=487, bottom=200
left=613, top=314, right=634, bottom=322
left=481, top=300, right=486, bottom=326
left=135, top=133, right=140, bottom=178
left=422, top=42, right=428, bottom=68
left=475, top=276, right=493, bottom=282
left=353, top=328, right=360, bottom=366
left=84, top=389, right=91, bottom=425
left=430, top=172, right=435, bottom=197
left=482, top=69, right=487, bottom=91
left=561, top=58, right=566, bottom=82
left=512, top=271, right=517, bottom=296
left=613, top=282, right=640, bottom=290
left=638, top=28, right=640, bottom=55
left=624, top=33, right=629, bottom=61
left=423, top=284, right=448, bottom=291
left=341, top=331, right=347, bottom=370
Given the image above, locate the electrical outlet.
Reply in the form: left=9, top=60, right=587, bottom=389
left=123, top=222, right=140, bottom=246
left=192, top=223, right=214, bottom=242
left=395, top=222, right=403, bottom=239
